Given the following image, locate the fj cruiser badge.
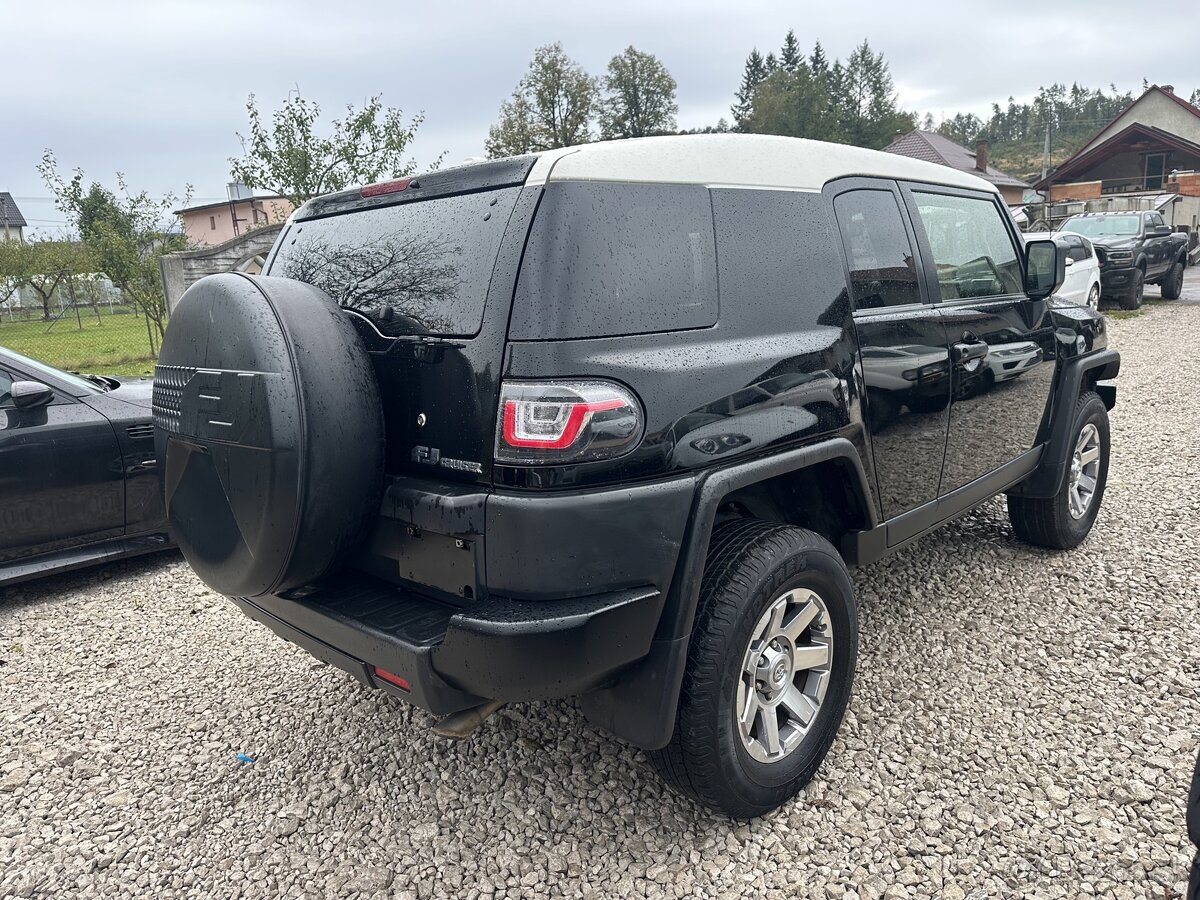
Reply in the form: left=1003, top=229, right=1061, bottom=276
left=412, top=445, right=483, bottom=474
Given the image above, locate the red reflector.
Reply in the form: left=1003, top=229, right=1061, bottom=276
left=373, top=667, right=411, bottom=691
left=361, top=178, right=410, bottom=197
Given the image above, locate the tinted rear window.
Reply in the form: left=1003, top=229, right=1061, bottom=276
left=510, top=181, right=718, bottom=339
left=268, top=187, right=520, bottom=336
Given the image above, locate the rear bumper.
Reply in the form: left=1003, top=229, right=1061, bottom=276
left=232, top=576, right=665, bottom=716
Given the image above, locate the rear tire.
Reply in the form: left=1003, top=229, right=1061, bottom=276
left=1086, top=284, right=1100, bottom=311
left=1119, top=268, right=1144, bottom=310
left=649, top=520, right=857, bottom=818
left=1007, top=391, right=1109, bottom=550
left=1162, top=261, right=1185, bottom=301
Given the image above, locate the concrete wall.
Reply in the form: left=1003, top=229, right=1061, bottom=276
left=1082, top=90, right=1200, bottom=155
left=178, top=197, right=294, bottom=246
left=0, top=225, right=23, bottom=242
left=159, top=224, right=283, bottom=313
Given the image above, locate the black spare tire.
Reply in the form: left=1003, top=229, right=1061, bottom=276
left=154, top=273, right=383, bottom=598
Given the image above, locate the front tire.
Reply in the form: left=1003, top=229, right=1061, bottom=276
left=1007, top=391, right=1109, bottom=550
left=649, top=520, right=857, bottom=818
left=1087, top=284, right=1100, bottom=311
left=1162, top=261, right=1185, bottom=301
left=1119, top=268, right=1144, bottom=310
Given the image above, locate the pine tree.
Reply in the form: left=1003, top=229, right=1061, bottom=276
left=780, top=30, right=802, bottom=73
left=764, top=52, right=779, bottom=74
left=731, top=49, right=768, bottom=130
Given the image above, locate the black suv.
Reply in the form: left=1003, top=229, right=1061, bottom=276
left=1059, top=210, right=1189, bottom=309
left=155, top=135, right=1119, bottom=817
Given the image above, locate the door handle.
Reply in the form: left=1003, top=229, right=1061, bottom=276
left=952, top=341, right=988, bottom=364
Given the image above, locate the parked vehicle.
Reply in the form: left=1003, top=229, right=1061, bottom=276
left=1052, top=232, right=1103, bottom=310
left=0, top=348, right=172, bottom=586
left=1059, top=211, right=1189, bottom=309
left=154, top=135, right=1119, bottom=817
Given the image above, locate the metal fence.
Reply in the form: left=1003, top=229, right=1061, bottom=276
left=0, top=293, right=160, bottom=376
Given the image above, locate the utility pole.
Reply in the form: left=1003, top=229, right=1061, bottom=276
left=1041, top=120, right=1052, bottom=180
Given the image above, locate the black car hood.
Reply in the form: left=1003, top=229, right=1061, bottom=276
left=103, top=377, right=154, bottom=409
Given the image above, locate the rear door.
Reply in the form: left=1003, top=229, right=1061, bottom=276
left=828, top=178, right=951, bottom=541
left=0, top=365, right=125, bottom=563
left=1061, top=235, right=1089, bottom=303
left=902, top=183, right=1057, bottom=500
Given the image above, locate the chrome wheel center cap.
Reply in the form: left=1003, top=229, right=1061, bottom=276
left=755, top=643, right=793, bottom=702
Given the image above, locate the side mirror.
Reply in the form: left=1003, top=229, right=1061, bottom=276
left=1024, top=239, right=1066, bottom=300
left=1154, top=224, right=1173, bottom=236
left=11, top=381, right=54, bottom=409
left=1064, top=257, right=1075, bottom=266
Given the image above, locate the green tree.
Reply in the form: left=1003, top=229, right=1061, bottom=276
left=39, top=152, right=190, bottom=348
left=938, top=112, right=984, bottom=144
left=0, top=238, right=94, bottom=320
left=780, top=30, right=803, bottom=74
left=230, top=91, right=441, bottom=207
left=731, top=48, right=768, bottom=130
left=1190, top=88, right=1200, bottom=106
left=742, top=66, right=832, bottom=140
left=832, top=40, right=915, bottom=148
left=600, top=46, right=678, bottom=139
left=485, top=43, right=597, bottom=157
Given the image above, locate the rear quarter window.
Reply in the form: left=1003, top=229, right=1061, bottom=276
left=509, top=181, right=718, bottom=339
left=267, top=187, right=521, bottom=337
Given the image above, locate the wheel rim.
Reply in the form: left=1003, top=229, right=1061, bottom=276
left=1088, top=286, right=1099, bottom=310
left=1068, top=422, right=1101, bottom=519
left=736, top=588, right=833, bottom=764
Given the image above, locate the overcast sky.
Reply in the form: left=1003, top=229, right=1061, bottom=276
left=2, top=0, right=1192, bottom=234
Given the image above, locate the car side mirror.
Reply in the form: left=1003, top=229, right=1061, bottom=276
left=10, top=381, right=54, bottom=409
left=1064, top=257, right=1075, bottom=266
left=1154, top=224, right=1173, bottom=236
left=1024, top=239, right=1066, bottom=300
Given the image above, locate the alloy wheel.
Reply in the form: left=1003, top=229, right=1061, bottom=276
left=1068, top=422, right=1101, bottom=519
left=736, top=588, right=833, bottom=763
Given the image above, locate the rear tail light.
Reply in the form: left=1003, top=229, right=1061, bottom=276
left=495, top=379, right=643, bottom=465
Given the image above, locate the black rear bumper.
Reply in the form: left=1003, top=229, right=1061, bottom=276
left=232, top=575, right=665, bottom=716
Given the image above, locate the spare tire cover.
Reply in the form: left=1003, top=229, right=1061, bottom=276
left=154, top=273, right=383, bottom=598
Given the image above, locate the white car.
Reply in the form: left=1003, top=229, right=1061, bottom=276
left=1053, top=231, right=1103, bottom=310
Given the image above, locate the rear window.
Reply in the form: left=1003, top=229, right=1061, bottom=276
left=510, top=181, right=718, bottom=339
left=268, top=187, right=521, bottom=337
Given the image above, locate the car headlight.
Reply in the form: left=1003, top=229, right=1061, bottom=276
left=1108, top=250, right=1133, bottom=263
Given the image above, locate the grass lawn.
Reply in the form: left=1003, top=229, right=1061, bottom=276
left=0, top=310, right=158, bottom=376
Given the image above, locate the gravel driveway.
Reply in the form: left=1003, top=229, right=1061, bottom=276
left=3, top=303, right=1198, bottom=900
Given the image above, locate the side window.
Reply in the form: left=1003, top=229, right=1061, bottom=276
left=1150, top=213, right=1166, bottom=229
left=912, top=192, right=1022, bottom=300
left=1066, top=236, right=1088, bottom=264
left=0, top=369, right=13, bottom=407
left=833, top=189, right=922, bottom=311
left=1081, top=239, right=1094, bottom=260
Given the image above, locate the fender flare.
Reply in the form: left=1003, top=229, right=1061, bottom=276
left=1008, top=349, right=1119, bottom=500
left=577, top=437, right=876, bottom=750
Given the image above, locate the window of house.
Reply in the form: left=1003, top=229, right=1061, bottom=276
left=833, top=189, right=922, bottom=311
left=209, top=215, right=216, bottom=230
left=912, top=192, right=1022, bottom=300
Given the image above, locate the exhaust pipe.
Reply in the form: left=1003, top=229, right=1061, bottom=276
left=431, top=699, right=506, bottom=740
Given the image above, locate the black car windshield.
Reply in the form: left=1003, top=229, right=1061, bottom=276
left=1061, top=215, right=1139, bottom=237
left=268, top=187, right=521, bottom=337
left=1, top=347, right=103, bottom=395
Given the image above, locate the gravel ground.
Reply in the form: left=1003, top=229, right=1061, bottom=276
left=3, top=302, right=1199, bottom=900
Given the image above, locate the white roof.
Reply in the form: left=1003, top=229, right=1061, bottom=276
left=525, top=134, right=998, bottom=195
